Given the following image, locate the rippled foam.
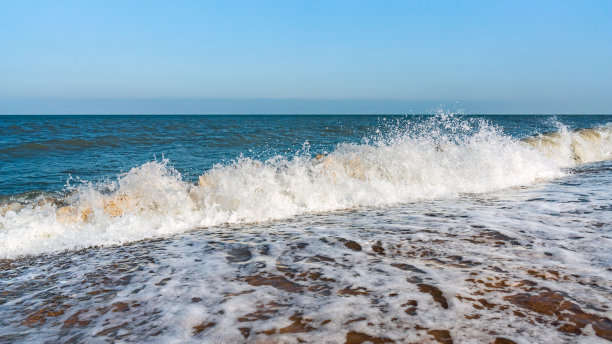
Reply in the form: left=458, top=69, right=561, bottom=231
left=1, top=117, right=611, bottom=258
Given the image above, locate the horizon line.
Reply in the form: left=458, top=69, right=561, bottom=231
left=1, top=98, right=611, bottom=115
left=2, top=113, right=611, bottom=116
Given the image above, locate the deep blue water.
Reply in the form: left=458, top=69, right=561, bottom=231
left=1, top=114, right=610, bottom=196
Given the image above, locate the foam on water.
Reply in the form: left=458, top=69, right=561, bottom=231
left=1, top=116, right=611, bottom=258
left=1, top=169, right=610, bottom=343
left=522, top=124, right=612, bottom=165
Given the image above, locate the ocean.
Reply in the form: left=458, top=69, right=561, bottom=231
left=0, top=114, right=611, bottom=343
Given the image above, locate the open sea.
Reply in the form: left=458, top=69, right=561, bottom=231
left=0, top=114, right=611, bottom=343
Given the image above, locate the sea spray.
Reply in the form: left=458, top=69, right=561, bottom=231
left=1, top=116, right=611, bottom=258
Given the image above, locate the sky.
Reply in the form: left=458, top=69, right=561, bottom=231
left=1, top=0, right=611, bottom=114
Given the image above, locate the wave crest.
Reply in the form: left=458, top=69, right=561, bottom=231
left=523, top=125, right=612, bottom=165
left=1, top=117, right=610, bottom=258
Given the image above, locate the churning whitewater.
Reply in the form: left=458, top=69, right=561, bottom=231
left=0, top=117, right=611, bottom=258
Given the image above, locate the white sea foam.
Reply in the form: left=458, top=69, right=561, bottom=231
left=1, top=117, right=611, bottom=258
left=522, top=124, right=612, bottom=165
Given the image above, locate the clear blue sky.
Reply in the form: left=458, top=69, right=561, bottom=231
left=1, top=0, right=611, bottom=114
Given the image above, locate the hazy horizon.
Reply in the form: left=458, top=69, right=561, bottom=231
left=2, top=98, right=611, bottom=115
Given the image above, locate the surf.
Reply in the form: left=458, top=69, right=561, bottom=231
left=1, top=116, right=611, bottom=258
left=522, top=125, right=612, bottom=165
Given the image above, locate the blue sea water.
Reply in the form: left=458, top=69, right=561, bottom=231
left=0, top=114, right=611, bottom=343
left=0, top=114, right=610, bottom=196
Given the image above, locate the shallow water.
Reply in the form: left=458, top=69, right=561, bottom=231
left=0, top=115, right=611, bottom=343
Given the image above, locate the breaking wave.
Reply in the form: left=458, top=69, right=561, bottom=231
left=522, top=125, right=612, bottom=165
left=1, top=116, right=611, bottom=258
